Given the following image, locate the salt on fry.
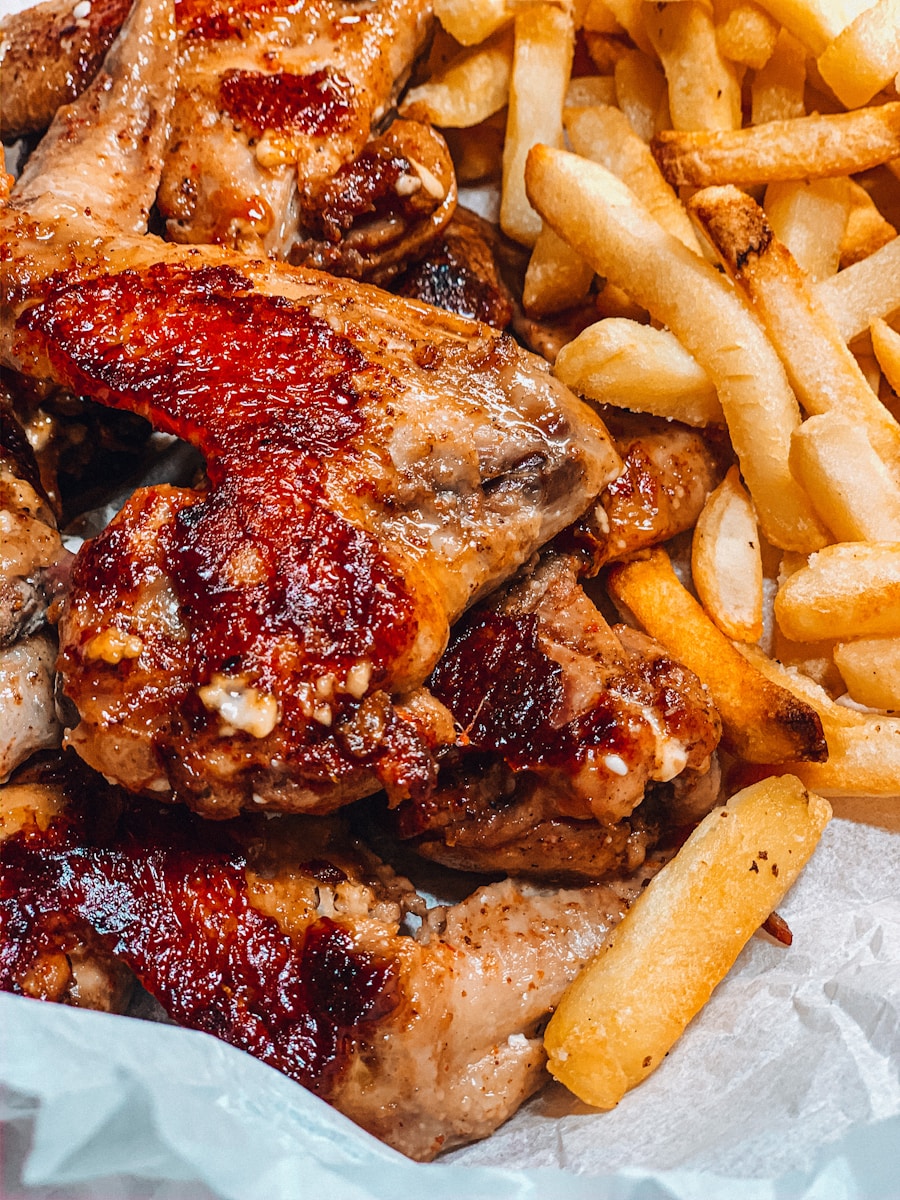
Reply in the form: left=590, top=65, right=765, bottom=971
left=642, top=0, right=742, bottom=131
left=833, top=636, right=900, bottom=711
left=501, top=4, right=575, bottom=246
left=816, top=0, right=900, bottom=109
left=688, top=185, right=900, bottom=485
left=691, top=466, right=764, bottom=642
left=790, top=413, right=900, bottom=543
left=606, top=548, right=827, bottom=763
left=545, top=775, right=831, bottom=1109
left=774, top=541, right=900, bottom=642
left=554, top=318, right=724, bottom=425
left=525, top=146, right=828, bottom=551
left=652, top=102, right=900, bottom=189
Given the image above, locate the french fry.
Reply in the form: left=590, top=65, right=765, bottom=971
left=564, top=103, right=702, bottom=252
left=602, top=0, right=656, bottom=54
left=748, top=0, right=875, bottom=57
left=790, top=413, right=900, bottom=543
left=565, top=75, right=619, bottom=109
left=688, top=185, right=900, bottom=485
left=523, top=225, right=594, bottom=316
left=400, top=28, right=513, bottom=128
left=763, top=178, right=851, bottom=282
left=740, top=644, right=900, bottom=796
left=545, top=775, right=832, bottom=1109
left=554, top=318, right=724, bottom=424
left=652, top=102, right=900, bottom=188
left=750, top=29, right=807, bottom=125
left=501, top=4, right=575, bottom=246
left=834, top=636, right=900, bottom=711
left=816, top=0, right=900, bottom=109
left=642, top=1, right=743, bottom=131
left=840, top=180, right=897, bottom=269
left=816, top=234, right=900, bottom=343
left=606, top=548, right=827, bottom=762
left=871, top=317, right=900, bottom=397
left=614, top=50, right=671, bottom=141
left=525, top=146, right=828, bottom=551
left=714, top=0, right=779, bottom=70
left=434, top=0, right=513, bottom=45
left=691, top=466, right=763, bottom=642
left=774, top=541, right=900, bottom=641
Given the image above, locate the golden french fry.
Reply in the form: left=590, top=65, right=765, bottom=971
left=564, top=103, right=702, bottom=252
left=714, top=0, right=779, bottom=70
left=692, top=466, right=763, bottom=642
left=750, top=29, right=807, bottom=125
left=565, top=75, right=619, bottom=109
left=775, top=542, right=900, bottom=641
left=764, top=178, right=851, bottom=282
left=614, top=50, right=671, bottom=141
left=606, top=548, right=827, bottom=762
left=501, top=4, right=575, bottom=246
left=643, top=0, right=742, bottom=131
left=554, top=318, right=724, bottom=424
left=816, top=0, right=900, bottom=109
left=545, top=775, right=832, bottom=1110
left=840, top=180, right=897, bottom=269
left=817, top=235, right=900, bottom=343
left=602, top=0, right=656, bottom=54
left=871, top=317, right=900, bottom=397
left=400, top=29, right=513, bottom=128
left=834, top=636, right=900, bottom=711
left=434, top=0, right=512, bottom=45
left=740, top=644, right=900, bottom=797
left=523, top=225, right=594, bottom=317
left=790, top=413, right=900, bottom=543
left=525, top=146, right=828, bottom=551
left=748, top=0, right=875, bottom=56
left=652, top=102, right=900, bottom=188
left=688, top=186, right=900, bottom=485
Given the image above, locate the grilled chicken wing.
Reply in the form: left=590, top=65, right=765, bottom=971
left=0, top=758, right=635, bottom=1159
left=2, top=0, right=621, bottom=816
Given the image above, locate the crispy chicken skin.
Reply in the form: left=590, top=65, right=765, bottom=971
left=1, top=0, right=621, bottom=816
left=0, top=758, right=635, bottom=1159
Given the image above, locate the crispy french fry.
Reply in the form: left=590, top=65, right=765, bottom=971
left=740, top=644, right=900, bottom=796
left=652, top=102, right=900, bottom=188
left=763, top=178, right=851, bottom=282
left=545, top=775, right=832, bottom=1109
left=834, top=636, right=900, bottom=711
left=606, top=548, right=827, bottom=762
left=614, top=50, right=671, bottom=141
left=400, top=29, right=513, bottom=128
left=692, top=466, right=763, bottom=642
left=564, top=103, right=702, bottom=252
left=840, top=180, right=897, bottom=269
left=434, top=0, right=512, bottom=45
left=750, top=29, right=807, bottom=125
left=554, top=318, right=724, bottom=424
left=775, top=541, right=900, bottom=641
left=689, top=186, right=900, bottom=485
left=871, top=317, right=900, bottom=397
left=817, top=235, right=900, bottom=343
left=643, top=0, right=743, bottom=131
left=602, top=0, right=656, bottom=54
left=816, top=0, right=900, bottom=109
left=714, top=0, right=779, bottom=70
left=523, top=225, right=594, bottom=316
left=501, top=4, right=575, bottom=246
left=790, top=413, right=900, bottom=543
left=748, top=0, right=875, bottom=56
left=525, top=146, right=828, bottom=551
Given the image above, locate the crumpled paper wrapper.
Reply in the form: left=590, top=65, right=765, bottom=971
left=3, top=813, right=899, bottom=1199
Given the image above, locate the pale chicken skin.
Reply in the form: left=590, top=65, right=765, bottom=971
left=1, top=0, right=621, bottom=817
left=0, top=760, right=635, bottom=1159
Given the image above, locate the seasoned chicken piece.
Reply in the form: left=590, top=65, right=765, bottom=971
left=2, top=0, right=621, bottom=816
left=0, top=0, right=131, bottom=142
left=0, top=758, right=636, bottom=1160
left=395, top=553, right=722, bottom=878
left=0, top=400, right=72, bottom=779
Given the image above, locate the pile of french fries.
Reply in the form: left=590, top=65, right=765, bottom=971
left=403, top=0, right=900, bottom=1110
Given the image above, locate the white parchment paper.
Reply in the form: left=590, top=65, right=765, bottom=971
left=3, top=815, right=899, bottom=1199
